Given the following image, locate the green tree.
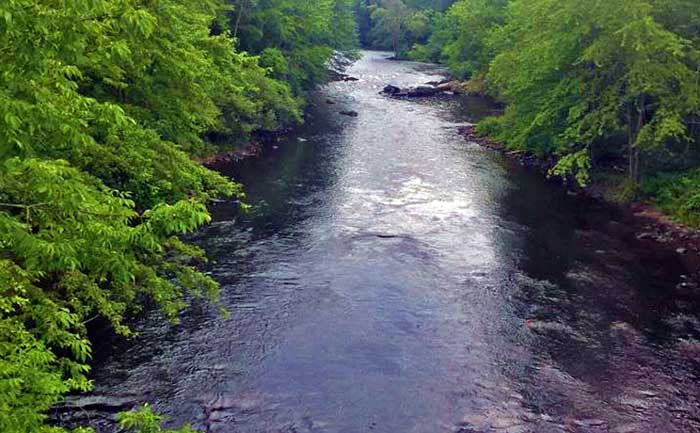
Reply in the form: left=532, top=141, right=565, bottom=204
left=485, top=0, right=700, bottom=186
left=1, top=0, right=358, bottom=428
left=436, top=0, right=506, bottom=78
left=366, top=0, right=435, bottom=57
left=230, top=0, right=358, bottom=95
left=0, top=0, right=311, bottom=430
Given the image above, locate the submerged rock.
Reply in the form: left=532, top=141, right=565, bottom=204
left=573, top=418, right=607, bottom=427
left=461, top=414, right=487, bottom=427
left=339, top=110, right=359, bottom=117
left=382, top=84, right=402, bottom=95
left=53, top=395, right=138, bottom=412
left=613, top=423, right=644, bottom=433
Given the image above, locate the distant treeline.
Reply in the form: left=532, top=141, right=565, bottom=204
left=0, top=1, right=357, bottom=432
left=363, top=0, right=700, bottom=226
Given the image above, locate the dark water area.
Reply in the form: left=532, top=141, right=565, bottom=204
left=68, top=52, right=700, bottom=433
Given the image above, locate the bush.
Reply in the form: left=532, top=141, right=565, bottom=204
left=118, top=406, right=197, bottom=433
left=642, top=170, right=700, bottom=227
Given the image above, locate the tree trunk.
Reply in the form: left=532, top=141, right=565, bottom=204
left=627, top=97, right=645, bottom=185
left=627, top=107, right=636, bottom=182
left=233, top=0, right=247, bottom=40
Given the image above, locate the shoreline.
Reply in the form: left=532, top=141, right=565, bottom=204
left=198, top=141, right=264, bottom=167
left=197, top=129, right=291, bottom=167
left=458, top=124, right=700, bottom=280
left=198, top=53, right=358, bottom=168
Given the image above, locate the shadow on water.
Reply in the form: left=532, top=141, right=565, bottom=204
left=64, top=51, right=699, bottom=433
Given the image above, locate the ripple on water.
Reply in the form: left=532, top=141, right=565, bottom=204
left=73, top=51, right=700, bottom=433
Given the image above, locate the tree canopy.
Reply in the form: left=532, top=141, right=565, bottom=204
left=230, top=0, right=359, bottom=94
left=409, top=0, right=700, bottom=223
left=357, top=0, right=454, bottom=56
left=0, top=0, right=357, bottom=431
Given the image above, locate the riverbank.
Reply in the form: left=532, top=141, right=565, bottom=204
left=198, top=53, right=358, bottom=168
left=458, top=124, right=700, bottom=280
left=198, top=130, right=290, bottom=167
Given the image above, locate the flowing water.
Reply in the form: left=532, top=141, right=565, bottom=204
left=70, top=52, right=700, bottom=433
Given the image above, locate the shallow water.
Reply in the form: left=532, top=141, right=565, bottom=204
left=73, top=52, right=700, bottom=433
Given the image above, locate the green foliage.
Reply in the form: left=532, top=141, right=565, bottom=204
left=365, top=0, right=435, bottom=57
left=410, top=0, right=506, bottom=77
left=0, top=0, right=358, bottom=430
left=643, top=170, right=700, bottom=226
left=406, top=11, right=450, bottom=62
left=485, top=0, right=700, bottom=184
left=118, top=406, right=197, bottom=433
left=230, top=0, right=358, bottom=95
left=549, top=150, right=591, bottom=186
left=0, top=156, right=222, bottom=431
left=415, top=0, right=700, bottom=190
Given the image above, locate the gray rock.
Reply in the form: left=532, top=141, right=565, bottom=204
left=382, top=84, right=402, bottom=95
left=406, top=85, right=440, bottom=97
left=53, top=395, right=138, bottom=412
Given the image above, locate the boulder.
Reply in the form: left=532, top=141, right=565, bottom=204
left=406, top=86, right=440, bottom=97
left=382, top=84, right=402, bottom=95
left=381, top=82, right=464, bottom=98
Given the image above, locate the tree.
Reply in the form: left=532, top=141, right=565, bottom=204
left=366, top=0, right=435, bottom=57
left=229, top=0, right=358, bottom=95
left=485, top=0, right=700, bottom=186
left=0, top=0, right=325, bottom=430
left=437, top=0, right=507, bottom=78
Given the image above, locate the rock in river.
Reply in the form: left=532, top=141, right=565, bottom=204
left=406, top=85, right=440, bottom=97
left=382, top=84, right=402, bottom=95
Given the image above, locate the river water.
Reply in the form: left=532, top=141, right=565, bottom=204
left=74, top=52, right=700, bottom=433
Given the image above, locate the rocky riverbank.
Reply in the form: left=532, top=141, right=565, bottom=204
left=198, top=130, right=287, bottom=167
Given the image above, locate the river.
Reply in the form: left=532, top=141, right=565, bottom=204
left=69, top=52, right=700, bottom=433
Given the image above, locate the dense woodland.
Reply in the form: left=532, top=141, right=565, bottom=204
left=2, top=0, right=700, bottom=432
left=363, top=0, right=700, bottom=225
left=0, top=0, right=356, bottom=431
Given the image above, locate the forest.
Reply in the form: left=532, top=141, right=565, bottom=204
left=0, top=0, right=356, bottom=431
left=2, top=1, right=700, bottom=432
left=361, top=0, right=700, bottom=225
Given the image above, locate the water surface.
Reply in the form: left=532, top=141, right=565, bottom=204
left=78, top=52, right=700, bottom=433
